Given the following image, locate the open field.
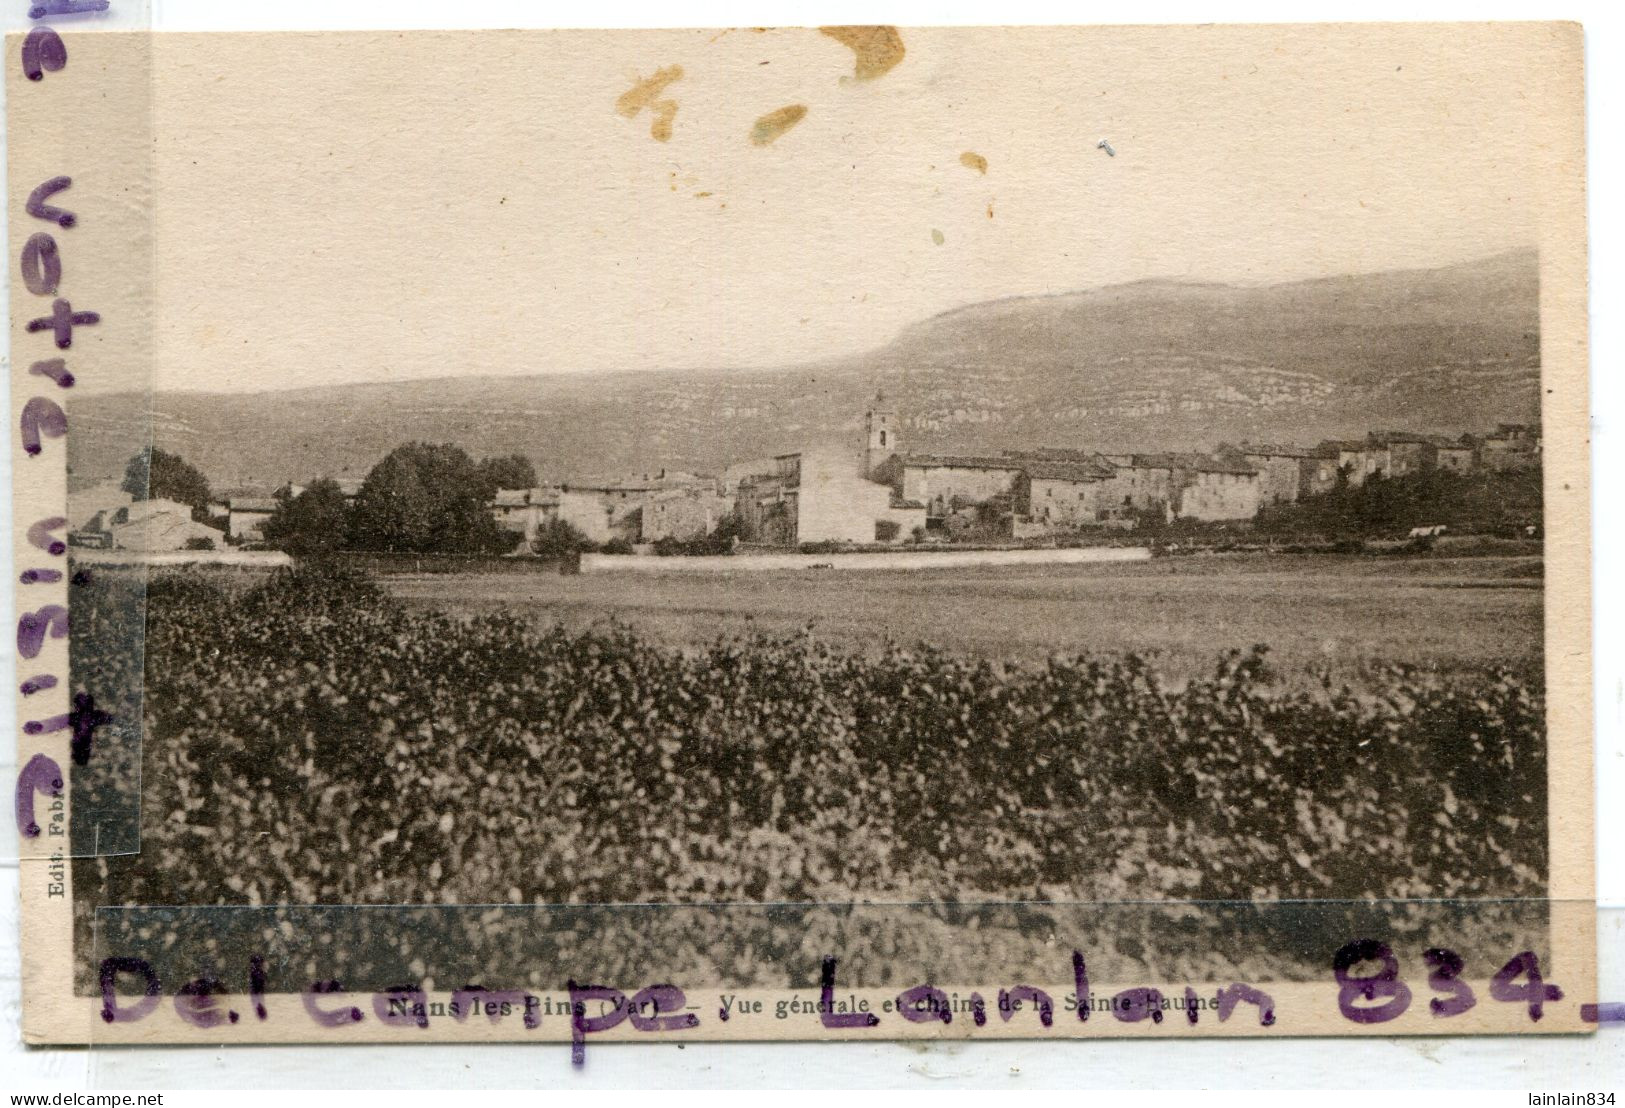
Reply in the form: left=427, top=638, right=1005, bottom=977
left=384, top=552, right=1542, bottom=677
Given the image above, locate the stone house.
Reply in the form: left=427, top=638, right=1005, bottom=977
left=1479, top=423, right=1541, bottom=471
left=873, top=453, right=1026, bottom=526
left=1434, top=439, right=1477, bottom=474
left=721, top=457, right=783, bottom=495
left=227, top=497, right=279, bottom=543
left=75, top=497, right=223, bottom=552
left=492, top=486, right=633, bottom=548
left=736, top=447, right=925, bottom=546
left=1100, top=454, right=1180, bottom=516
left=68, top=482, right=134, bottom=544
left=1014, top=457, right=1120, bottom=527
left=492, top=487, right=542, bottom=535
left=1366, top=431, right=1434, bottom=477
left=1222, top=443, right=1316, bottom=504
left=556, top=470, right=717, bottom=545
left=642, top=488, right=732, bottom=543
left=1169, top=456, right=1261, bottom=522
left=1300, top=448, right=1343, bottom=498
left=1316, top=440, right=1376, bottom=487
left=734, top=466, right=800, bottom=547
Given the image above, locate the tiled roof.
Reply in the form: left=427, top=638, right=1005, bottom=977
left=898, top=453, right=1025, bottom=471
left=493, top=487, right=562, bottom=507
left=1011, top=446, right=1110, bottom=462
left=566, top=478, right=662, bottom=492
left=1019, top=459, right=1117, bottom=482
left=1180, top=456, right=1259, bottom=476
left=1128, top=452, right=1257, bottom=475
left=124, top=498, right=197, bottom=521
left=1238, top=442, right=1315, bottom=459
left=737, top=471, right=794, bottom=488
left=229, top=497, right=278, bottom=512
left=567, top=472, right=715, bottom=493
left=650, top=486, right=721, bottom=502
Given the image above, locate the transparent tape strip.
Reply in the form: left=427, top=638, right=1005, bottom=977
left=8, top=6, right=154, bottom=862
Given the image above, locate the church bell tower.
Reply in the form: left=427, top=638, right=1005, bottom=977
left=865, top=392, right=898, bottom=480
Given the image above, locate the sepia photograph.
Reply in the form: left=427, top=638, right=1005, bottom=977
left=7, top=19, right=1594, bottom=1049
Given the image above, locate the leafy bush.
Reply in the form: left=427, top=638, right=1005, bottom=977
left=1256, top=467, right=1543, bottom=540
left=529, top=518, right=592, bottom=558
left=652, top=516, right=742, bottom=556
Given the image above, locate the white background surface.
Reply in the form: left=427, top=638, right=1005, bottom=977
left=1, top=0, right=1621, bottom=1090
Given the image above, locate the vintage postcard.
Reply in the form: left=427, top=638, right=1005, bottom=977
left=8, top=22, right=1592, bottom=1046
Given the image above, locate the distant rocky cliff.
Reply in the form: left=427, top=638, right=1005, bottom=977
left=69, top=250, right=1538, bottom=492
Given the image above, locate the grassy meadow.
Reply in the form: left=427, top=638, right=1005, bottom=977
left=383, top=552, right=1543, bottom=679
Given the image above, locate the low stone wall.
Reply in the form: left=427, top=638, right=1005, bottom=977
left=339, top=550, right=576, bottom=576
left=70, top=548, right=294, bottom=569
left=582, top=546, right=1152, bottom=574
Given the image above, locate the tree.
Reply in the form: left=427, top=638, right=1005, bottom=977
left=122, top=447, right=211, bottom=512
left=476, top=454, right=537, bottom=498
left=263, top=478, right=351, bottom=557
left=347, top=442, right=513, bottom=554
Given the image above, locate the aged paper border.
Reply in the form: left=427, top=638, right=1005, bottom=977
left=8, top=23, right=1594, bottom=1044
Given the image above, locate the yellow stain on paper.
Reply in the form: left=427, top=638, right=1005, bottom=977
left=616, top=64, right=684, bottom=142
left=960, top=152, right=988, bottom=175
left=751, top=104, right=808, bottom=145
left=819, top=26, right=905, bottom=80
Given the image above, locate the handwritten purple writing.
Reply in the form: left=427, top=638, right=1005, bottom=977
left=19, top=27, right=67, bottom=82
left=13, top=6, right=106, bottom=847
left=26, top=517, right=67, bottom=555
left=13, top=753, right=63, bottom=838
left=19, top=396, right=67, bottom=456
left=25, top=175, right=75, bottom=226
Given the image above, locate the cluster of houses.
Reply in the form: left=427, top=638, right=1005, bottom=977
left=66, top=479, right=365, bottom=553
left=491, top=471, right=731, bottom=549
left=63, top=401, right=1542, bottom=555
left=65, top=491, right=223, bottom=552
left=487, top=401, right=1543, bottom=552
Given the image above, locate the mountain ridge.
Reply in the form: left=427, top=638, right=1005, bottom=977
left=68, top=249, right=1540, bottom=493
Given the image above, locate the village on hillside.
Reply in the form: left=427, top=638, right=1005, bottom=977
left=64, top=397, right=1543, bottom=557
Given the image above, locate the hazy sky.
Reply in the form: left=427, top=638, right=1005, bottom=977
left=122, top=24, right=1570, bottom=394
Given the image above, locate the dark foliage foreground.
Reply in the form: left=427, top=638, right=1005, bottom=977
left=72, top=565, right=1546, bottom=989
